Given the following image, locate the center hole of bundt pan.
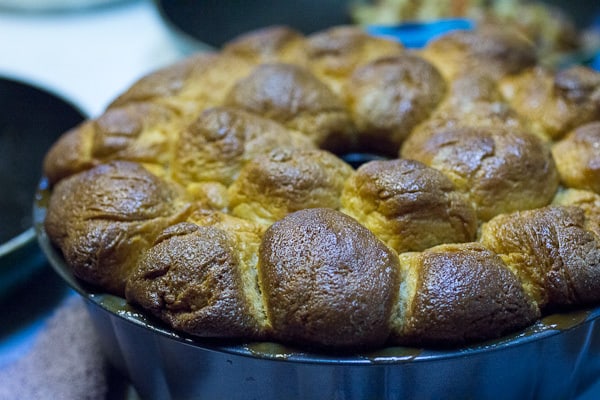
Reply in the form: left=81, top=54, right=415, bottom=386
left=341, top=152, right=390, bottom=169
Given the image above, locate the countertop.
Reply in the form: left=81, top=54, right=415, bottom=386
left=0, top=0, right=185, bottom=118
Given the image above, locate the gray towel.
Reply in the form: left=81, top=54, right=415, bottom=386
left=0, top=296, right=108, bottom=400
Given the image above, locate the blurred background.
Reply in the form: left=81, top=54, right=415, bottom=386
left=0, top=0, right=598, bottom=117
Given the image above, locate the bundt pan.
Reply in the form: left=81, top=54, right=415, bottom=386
left=31, top=4, right=600, bottom=395
left=0, top=76, right=84, bottom=297
left=33, top=189, right=600, bottom=400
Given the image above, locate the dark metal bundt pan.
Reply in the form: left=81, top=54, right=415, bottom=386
left=34, top=182, right=600, bottom=400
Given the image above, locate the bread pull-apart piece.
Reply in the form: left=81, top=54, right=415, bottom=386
left=419, top=26, right=537, bottom=81
left=552, top=122, right=600, bottom=194
left=227, top=148, right=352, bottom=226
left=186, top=209, right=268, bottom=278
left=343, top=54, right=447, bottom=156
left=259, top=208, right=400, bottom=349
left=391, top=243, right=539, bottom=346
left=108, top=53, right=215, bottom=109
left=480, top=206, right=600, bottom=310
left=171, top=107, right=315, bottom=187
left=222, top=25, right=309, bottom=66
left=126, top=222, right=268, bottom=339
left=401, top=126, right=559, bottom=221
left=110, top=52, right=258, bottom=119
left=45, top=161, right=193, bottom=295
left=420, top=71, right=529, bottom=134
left=223, top=62, right=356, bottom=153
left=499, top=66, right=600, bottom=140
left=305, top=25, right=404, bottom=96
left=552, top=189, right=600, bottom=238
left=43, top=102, right=183, bottom=185
left=341, top=159, right=477, bottom=253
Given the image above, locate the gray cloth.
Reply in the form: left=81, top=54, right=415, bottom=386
left=0, top=296, right=108, bottom=400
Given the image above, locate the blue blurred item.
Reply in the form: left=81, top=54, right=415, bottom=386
left=592, top=14, right=600, bottom=71
left=593, top=53, right=600, bottom=71
left=365, top=18, right=475, bottom=48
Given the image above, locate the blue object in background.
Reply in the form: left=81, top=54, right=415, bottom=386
left=592, top=14, right=600, bottom=71
left=593, top=53, right=600, bottom=71
left=366, top=18, right=475, bottom=48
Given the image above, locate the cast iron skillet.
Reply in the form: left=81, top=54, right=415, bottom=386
left=0, top=75, right=86, bottom=296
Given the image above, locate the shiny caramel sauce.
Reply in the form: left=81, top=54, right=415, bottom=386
left=244, top=342, right=301, bottom=360
left=540, top=309, right=591, bottom=330
left=92, top=294, right=146, bottom=319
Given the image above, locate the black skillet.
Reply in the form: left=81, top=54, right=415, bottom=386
left=155, top=0, right=354, bottom=51
left=0, top=75, right=85, bottom=295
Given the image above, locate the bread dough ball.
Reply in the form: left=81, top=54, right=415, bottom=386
left=392, top=242, right=539, bottom=346
left=402, top=125, right=559, bottom=220
left=126, top=222, right=266, bottom=338
left=420, top=26, right=537, bottom=80
left=306, top=25, right=404, bottom=96
left=224, top=62, right=356, bottom=152
left=222, top=25, right=308, bottom=65
left=344, top=54, right=446, bottom=155
left=341, top=159, right=477, bottom=253
left=259, top=208, right=399, bottom=348
left=480, top=206, right=600, bottom=309
left=500, top=66, right=600, bottom=140
left=45, top=161, right=191, bottom=294
left=172, top=106, right=314, bottom=187
left=552, top=122, right=600, bottom=193
left=228, top=148, right=352, bottom=225
left=43, top=102, right=180, bottom=184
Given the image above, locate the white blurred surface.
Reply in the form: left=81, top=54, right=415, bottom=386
left=0, top=0, right=184, bottom=117
left=0, top=0, right=122, bottom=11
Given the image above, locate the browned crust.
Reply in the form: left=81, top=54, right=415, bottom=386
left=259, top=208, right=399, bottom=349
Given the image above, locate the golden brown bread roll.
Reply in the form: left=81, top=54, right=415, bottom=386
left=391, top=243, right=539, bottom=346
left=419, top=26, right=537, bottom=80
left=499, top=66, right=600, bottom=140
left=344, top=54, right=446, bottom=156
left=41, top=24, right=600, bottom=350
left=108, top=53, right=213, bottom=109
left=171, top=106, right=315, bottom=187
left=223, top=62, right=356, bottom=152
left=305, top=25, right=404, bottom=96
left=401, top=125, right=559, bottom=221
left=552, top=122, right=600, bottom=193
left=43, top=123, right=95, bottom=185
left=423, top=71, right=529, bottom=133
left=43, top=102, right=180, bottom=184
left=552, top=189, right=600, bottom=239
left=228, top=148, right=352, bottom=225
left=480, top=206, right=600, bottom=310
left=110, top=52, right=259, bottom=119
left=259, top=208, right=399, bottom=349
left=443, top=71, right=504, bottom=105
left=221, top=25, right=308, bottom=65
left=45, top=161, right=192, bottom=294
left=341, top=159, right=477, bottom=253
left=126, top=222, right=267, bottom=338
